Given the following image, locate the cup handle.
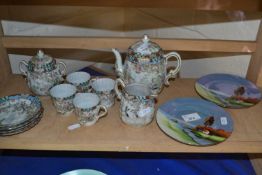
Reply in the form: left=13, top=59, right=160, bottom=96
left=57, top=61, right=67, bottom=76
left=96, top=105, right=108, bottom=119
left=19, top=60, right=28, bottom=76
left=87, top=77, right=97, bottom=92
left=114, top=78, right=126, bottom=99
left=164, top=52, right=182, bottom=86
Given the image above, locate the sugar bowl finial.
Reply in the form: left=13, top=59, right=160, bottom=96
left=142, top=34, right=150, bottom=43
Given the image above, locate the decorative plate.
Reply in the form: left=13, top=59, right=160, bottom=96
left=61, top=169, right=106, bottom=175
left=195, top=73, right=261, bottom=108
left=156, top=98, right=233, bottom=146
left=0, top=94, right=43, bottom=135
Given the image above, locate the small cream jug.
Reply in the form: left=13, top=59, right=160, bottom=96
left=19, top=50, right=66, bottom=96
left=115, top=78, right=156, bottom=127
left=112, top=35, right=182, bottom=95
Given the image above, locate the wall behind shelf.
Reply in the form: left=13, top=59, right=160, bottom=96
left=2, top=17, right=259, bottom=78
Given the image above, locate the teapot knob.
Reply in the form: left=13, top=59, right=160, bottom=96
left=37, top=50, right=45, bottom=58
left=142, top=34, right=150, bottom=43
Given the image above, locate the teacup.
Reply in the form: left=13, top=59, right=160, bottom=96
left=90, top=78, right=115, bottom=108
left=73, top=93, right=107, bottom=126
left=66, top=71, right=90, bottom=92
left=50, top=83, right=77, bottom=115
left=115, top=78, right=156, bottom=127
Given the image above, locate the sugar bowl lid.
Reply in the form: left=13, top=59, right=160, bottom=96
left=28, top=50, right=56, bottom=72
left=127, top=35, right=164, bottom=63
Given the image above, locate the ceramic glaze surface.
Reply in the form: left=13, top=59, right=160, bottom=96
left=127, top=35, right=164, bottom=64
left=73, top=93, right=99, bottom=108
left=156, top=98, right=233, bottom=146
left=125, top=59, right=166, bottom=94
left=74, top=106, right=101, bottom=126
left=115, top=79, right=155, bottom=127
left=26, top=66, right=65, bottom=95
left=50, top=84, right=76, bottom=115
left=91, top=78, right=115, bottom=108
left=19, top=50, right=66, bottom=96
left=0, top=94, right=42, bottom=126
left=61, top=169, right=106, bottom=175
left=66, top=72, right=90, bottom=92
left=120, top=94, right=155, bottom=127
left=73, top=93, right=107, bottom=126
left=0, top=94, right=43, bottom=136
left=113, top=35, right=181, bottom=95
left=196, top=73, right=262, bottom=108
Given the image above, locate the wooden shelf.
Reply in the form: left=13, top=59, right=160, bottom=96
left=2, top=36, right=256, bottom=53
left=0, top=75, right=261, bottom=153
left=1, top=0, right=261, bottom=11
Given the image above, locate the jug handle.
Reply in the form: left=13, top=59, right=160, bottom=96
left=19, top=60, right=28, bottom=76
left=57, top=61, right=67, bottom=76
left=164, top=52, right=182, bottom=86
left=114, top=78, right=126, bottom=100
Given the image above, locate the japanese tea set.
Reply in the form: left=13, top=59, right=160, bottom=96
left=0, top=34, right=181, bottom=134
left=1, top=34, right=261, bottom=148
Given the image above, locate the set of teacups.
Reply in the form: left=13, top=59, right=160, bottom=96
left=49, top=71, right=157, bottom=127
left=49, top=71, right=115, bottom=126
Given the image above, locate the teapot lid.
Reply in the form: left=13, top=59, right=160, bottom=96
left=28, top=50, right=56, bottom=72
left=127, top=35, right=164, bottom=64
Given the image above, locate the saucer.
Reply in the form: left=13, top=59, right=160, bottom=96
left=0, top=94, right=43, bottom=136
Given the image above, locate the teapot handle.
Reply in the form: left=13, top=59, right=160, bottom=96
left=57, top=61, right=67, bottom=76
left=19, top=60, right=28, bottom=76
left=114, top=78, right=126, bottom=100
left=164, top=52, right=182, bottom=86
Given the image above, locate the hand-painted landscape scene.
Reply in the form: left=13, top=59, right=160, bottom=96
left=195, top=74, right=261, bottom=108
left=156, top=98, right=233, bottom=146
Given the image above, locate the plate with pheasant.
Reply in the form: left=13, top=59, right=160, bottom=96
left=195, top=73, right=261, bottom=108
left=156, top=98, right=233, bottom=146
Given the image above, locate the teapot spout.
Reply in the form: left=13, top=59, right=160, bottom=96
left=112, top=48, right=124, bottom=79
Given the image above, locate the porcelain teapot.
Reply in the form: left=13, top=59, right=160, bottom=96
left=112, top=35, right=181, bottom=95
left=19, top=50, right=66, bottom=96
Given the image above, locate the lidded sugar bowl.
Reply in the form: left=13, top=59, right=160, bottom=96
left=19, top=50, right=66, bottom=96
left=112, top=35, right=182, bottom=95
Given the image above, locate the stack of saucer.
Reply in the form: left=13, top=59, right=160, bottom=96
left=0, top=94, right=43, bottom=136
